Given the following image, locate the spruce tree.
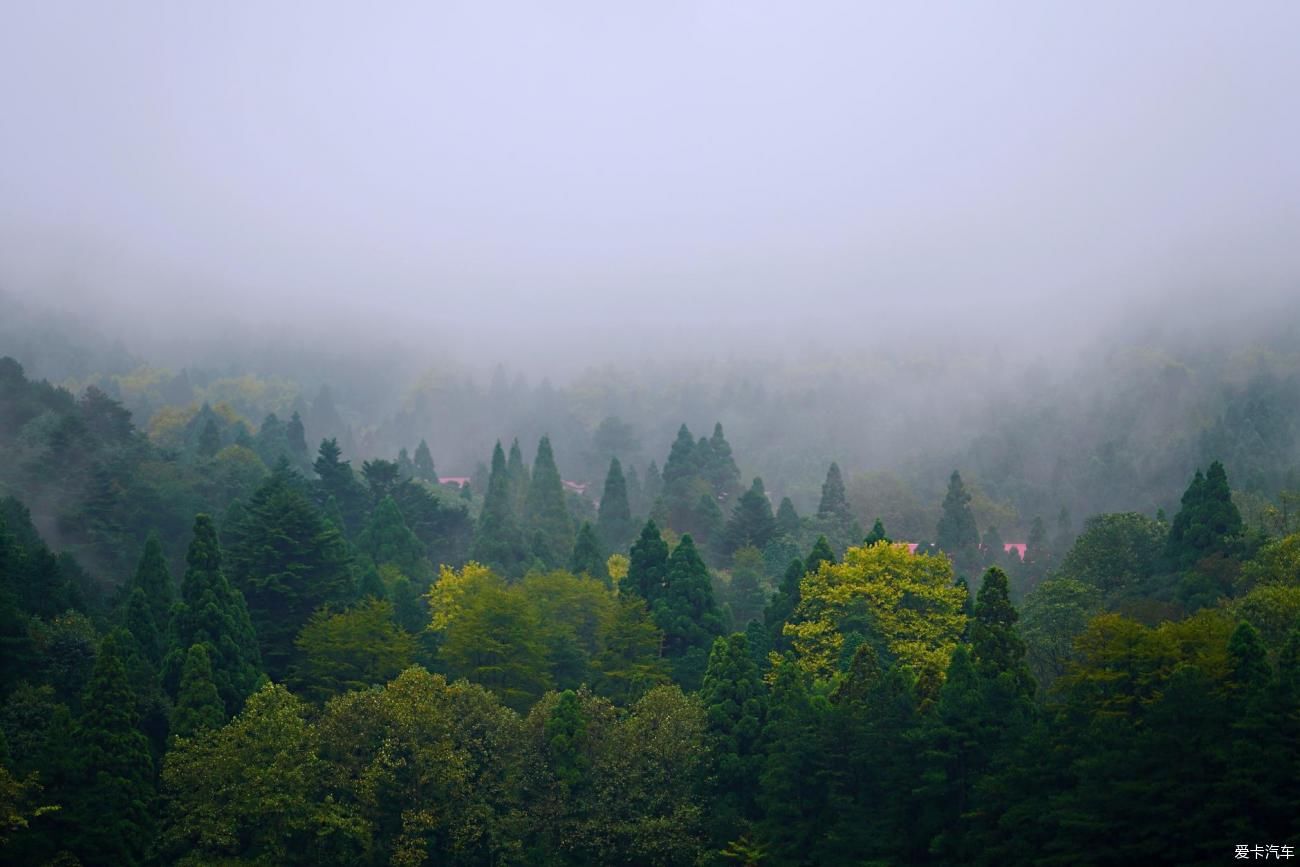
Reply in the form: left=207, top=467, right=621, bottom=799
left=224, top=468, right=355, bottom=680
left=197, top=417, right=221, bottom=458
left=662, top=424, right=698, bottom=487
left=597, top=457, right=635, bottom=553
left=775, top=497, right=801, bottom=538
left=701, top=633, right=766, bottom=843
left=396, top=447, right=415, bottom=481
left=131, top=532, right=174, bottom=633
left=70, top=631, right=154, bottom=867
left=757, top=661, right=826, bottom=864
left=627, top=520, right=670, bottom=604
left=936, top=470, right=980, bottom=567
left=356, top=496, right=428, bottom=581
left=570, top=522, right=608, bottom=583
left=163, top=514, right=262, bottom=717
left=286, top=411, right=308, bottom=463
left=817, top=462, right=851, bottom=520
left=707, top=422, right=742, bottom=499
left=864, top=518, right=890, bottom=546
left=655, top=535, right=725, bottom=689
left=643, top=460, right=663, bottom=507
left=1166, top=460, right=1244, bottom=570
left=413, top=439, right=437, bottom=483
left=313, top=438, right=367, bottom=535
left=765, top=558, right=806, bottom=651
left=171, top=643, right=225, bottom=739
left=524, top=435, right=573, bottom=568
left=727, top=546, right=768, bottom=628
left=507, top=438, right=530, bottom=516
left=355, top=564, right=387, bottom=601
left=722, top=478, right=777, bottom=558
left=470, top=442, right=529, bottom=577
left=124, top=587, right=162, bottom=667
left=971, top=566, right=1034, bottom=697
left=806, top=535, right=837, bottom=574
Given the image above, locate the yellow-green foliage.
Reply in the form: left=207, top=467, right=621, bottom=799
left=426, top=562, right=497, bottom=631
left=784, top=541, right=967, bottom=689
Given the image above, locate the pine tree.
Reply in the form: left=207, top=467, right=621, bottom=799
left=286, top=411, right=308, bottom=463
left=728, top=546, right=768, bottom=628
left=224, top=468, right=355, bottom=680
left=396, top=447, right=415, bottom=481
left=313, top=438, right=367, bottom=535
left=130, top=532, right=174, bottom=635
left=356, top=496, right=428, bottom=581
left=625, top=463, right=644, bottom=517
left=936, top=470, right=980, bottom=567
left=723, top=478, right=777, bottom=558
left=971, top=566, right=1035, bottom=696
left=775, top=497, right=801, bottom=538
left=571, top=522, right=608, bottom=583
left=817, top=462, right=850, bottom=519
left=864, top=518, right=890, bottom=546
left=765, top=558, right=806, bottom=651
left=413, top=439, right=437, bottom=483
left=701, top=633, right=767, bottom=844
left=124, top=587, right=162, bottom=667
left=806, top=535, right=837, bottom=574
left=1167, top=460, right=1244, bottom=570
left=655, top=535, right=725, bottom=689
left=470, top=442, right=529, bottom=577
left=171, top=643, right=225, bottom=739
left=163, top=514, right=262, bottom=717
left=70, top=631, right=154, bottom=866
left=757, top=661, right=826, bottom=864
left=643, top=460, right=663, bottom=507
left=507, top=438, right=530, bottom=517
left=707, top=422, right=742, bottom=500
left=627, top=520, right=670, bottom=604
left=597, top=457, right=635, bottom=553
left=355, top=564, right=387, bottom=601
left=524, top=435, right=573, bottom=568
left=662, top=424, right=698, bottom=487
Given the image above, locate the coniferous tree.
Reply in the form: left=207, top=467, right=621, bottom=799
left=723, top=478, right=778, bottom=558
left=817, top=462, right=850, bottom=520
left=775, top=497, right=801, bottom=538
left=627, top=520, right=670, bottom=605
left=313, top=438, right=367, bottom=535
left=728, top=546, right=768, bottom=628
left=655, top=535, right=725, bottom=689
left=69, top=631, right=154, bottom=867
left=625, top=462, right=644, bottom=517
left=1167, top=460, right=1244, bottom=570
left=355, top=496, right=428, bottom=581
left=286, top=411, right=308, bottom=464
left=396, top=447, right=415, bottom=481
left=507, top=438, right=530, bottom=517
left=765, top=558, right=806, bottom=651
left=224, top=467, right=355, bottom=680
left=597, top=457, right=635, bottom=553
left=355, top=564, right=387, bottom=601
left=643, top=460, right=663, bottom=508
left=470, top=442, right=529, bottom=577
left=163, top=514, right=262, bottom=717
left=124, top=587, right=162, bottom=668
left=131, top=533, right=174, bottom=633
left=806, top=535, right=837, bottom=574
left=864, top=518, right=890, bottom=546
left=171, top=643, right=225, bottom=740
left=412, top=438, right=437, bottom=483
left=971, top=566, right=1035, bottom=697
left=936, top=470, right=980, bottom=569
left=524, top=435, right=573, bottom=568
left=360, top=458, right=402, bottom=503
left=570, top=522, right=608, bottom=583
left=757, top=660, right=826, bottom=865
left=707, top=422, right=742, bottom=500
left=701, top=633, right=767, bottom=845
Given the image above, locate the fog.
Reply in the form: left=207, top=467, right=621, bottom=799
left=2, top=1, right=1298, bottom=366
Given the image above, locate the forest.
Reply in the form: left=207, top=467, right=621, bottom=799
left=1, top=327, right=1299, bottom=866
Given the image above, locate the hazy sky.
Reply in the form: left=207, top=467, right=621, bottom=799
left=2, top=1, right=1299, bottom=362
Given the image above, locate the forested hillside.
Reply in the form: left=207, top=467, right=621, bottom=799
left=2, top=341, right=1300, bottom=865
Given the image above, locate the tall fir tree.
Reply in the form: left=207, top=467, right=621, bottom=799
left=775, top=497, right=801, bottom=538
left=163, top=514, right=262, bottom=717
left=69, top=631, right=155, bottom=867
left=130, top=532, right=174, bottom=635
left=1166, top=460, right=1244, bottom=570
left=507, top=438, right=530, bottom=517
left=655, top=535, right=725, bottom=689
left=470, top=441, right=529, bottom=577
left=765, top=558, right=806, bottom=651
left=524, top=435, right=574, bottom=568
left=971, top=566, right=1035, bottom=697
left=197, top=417, right=221, bottom=458
left=701, top=633, right=767, bottom=845
left=171, top=643, right=225, bottom=740
left=313, top=438, right=368, bottom=536
left=864, top=518, right=890, bottom=546
left=723, top=478, right=778, bottom=558
left=627, top=520, right=671, bottom=605
left=936, top=470, right=980, bottom=569
left=412, top=439, right=437, bottom=483
left=817, top=462, right=851, bottom=520
left=707, top=422, right=742, bottom=500
left=570, top=521, right=608, bottom=583
left=355, top=495, right=429, bottom=581
left=224, top=467, right=355, bottom=680
left=757, top=660, right=826, bottom=865
left=597, top=457, right=635, bottom=553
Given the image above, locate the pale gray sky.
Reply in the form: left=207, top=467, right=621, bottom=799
left=2, top=1, right=1298, bottom=363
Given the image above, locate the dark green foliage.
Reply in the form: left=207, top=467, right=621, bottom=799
left=361, top=458, right=402, bottom=503
left=1057, top=511, right=1167, bottom=599
left=130, top=532, right=174, bottom=631
left=1167, top=460, right=1244, bottom=571
left=936, top=470, right=980, bottom=567
left=412, top=438, right=437, bottom=483
left=706, top=422, right=742, bottom=500
left=68, top=631, right=155, bottom=867
left=313, top=438, right=368, bottom=535
left=817, top=462, right=850, bottom=520
left=805, top=534, right=836, bottom=574
left=507, top=437, right=530, bottom=515
left=124, top=586, right=162, bottom=667
left=654, top=535, right=725, bottom=690
left=163, top=514, right=262, bottom=717
left=171, top=643, right=225, bottom=740
left=470, top=441, right=530, bottom=577
left=355, top=564, right=387, bottom=600
left=863, top=517, right=890, bottom=546
left=723, top=477, right=777, bottom=558
left=726, top=546, right=768, bottom=628
left=356, top=495, right=428, bottom=580
left=524, top=435, right=574, bottom=568
left=971, top=566, right=1034, bottom=696
left=224, top=468, right=355, bottom=680
left=197, top=417, right=221, bottom=457
left=286, top=411, right=308, bottom=463
left=662, top=423, right=698, bottom=487
left=570, top=521, right=607, bottom=583
left=764, top=558, right=805, bottom=651
left=701, top=633, right=766, bottom=843
left=775, top=496, right=800, bottom=537
left=627, top=519, right=670, bottom=603
left=596, top=457, right=635, bottom=553
left=545, top=690, right=590, bottom=795
left=757, top=661, right=826, bottom=865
